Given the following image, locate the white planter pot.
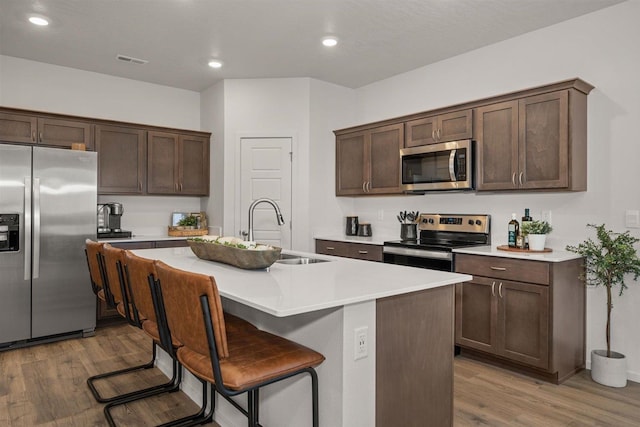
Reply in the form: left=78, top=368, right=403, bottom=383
left=591, top=349, right=627, bottom=387
left=528, top=234, right=546, bottom=251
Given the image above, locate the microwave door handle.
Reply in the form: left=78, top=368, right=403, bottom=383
left=449, top=149, right=457, bottom=181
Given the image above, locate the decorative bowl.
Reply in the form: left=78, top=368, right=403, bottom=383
left=187, top=240, right=282, bottom=270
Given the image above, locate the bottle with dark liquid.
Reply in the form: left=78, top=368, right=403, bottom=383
left=521, top=208, right=533, bottom=249
left=508, top=213, right=519, bottom=248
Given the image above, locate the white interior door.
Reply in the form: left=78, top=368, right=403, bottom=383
left=240, top=137, right=292, bottom=249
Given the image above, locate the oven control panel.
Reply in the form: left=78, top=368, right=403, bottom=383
left=418, top=214, right=490, bottom=234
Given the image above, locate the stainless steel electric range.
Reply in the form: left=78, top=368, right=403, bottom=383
left=383, top=213, right=491, bottom=271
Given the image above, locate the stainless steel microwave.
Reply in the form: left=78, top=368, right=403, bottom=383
left=400, top=139, right=473, bottom=192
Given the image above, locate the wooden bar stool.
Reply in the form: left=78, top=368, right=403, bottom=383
left=86, top=243, right=178, bottom=408
left=154, top=260, right=325, bottom=427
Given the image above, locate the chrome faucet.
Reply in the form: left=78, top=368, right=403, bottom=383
left=248, top=198, right=285, bottom=242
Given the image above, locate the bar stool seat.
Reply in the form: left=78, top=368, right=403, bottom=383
left=177, top=326, right=325, bottom=390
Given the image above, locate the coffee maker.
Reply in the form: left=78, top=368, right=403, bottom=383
left=97, top=202, right=132, bottom=239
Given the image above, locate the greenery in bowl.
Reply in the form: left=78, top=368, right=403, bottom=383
left=521, top=220, right=553, bottom=235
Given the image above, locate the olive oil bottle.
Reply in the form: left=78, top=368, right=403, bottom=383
left=508, top=213, right=519, bottom=248
left=521, top=208, right=533, bottom=249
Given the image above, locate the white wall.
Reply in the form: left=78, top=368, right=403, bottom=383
left=314, top=1, right=640, bottom=380
left=0, top=55, right=204, bottom=233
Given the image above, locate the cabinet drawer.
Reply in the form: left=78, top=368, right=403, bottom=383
left=455, top=254, right=549, bottom=285
left=107, top=241, right=155, bottom=250
left=316, top=239, right=351, bottom=257
left=348, top=243, right=383, bottom=262
left=155, top=239, right=188, bottom=248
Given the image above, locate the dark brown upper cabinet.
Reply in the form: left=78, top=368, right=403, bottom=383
left=475, top=84, right=591, bottom=191
left=0, top=111, right=93, bottom=150
left=147, top=131, right=209, bottom=196
left=96, top=125, right=146, bottom=194
left=335, top=123, right=403, bottom=196
left=405, top=109, right=472, bottom=147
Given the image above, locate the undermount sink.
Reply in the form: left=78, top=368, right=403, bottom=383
left=276, top=254, right=330, bottom=265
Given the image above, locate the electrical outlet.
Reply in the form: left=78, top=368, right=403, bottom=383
left=354, top=326, right=368, bottom=360
left=625, top=210, right=640, bottom=228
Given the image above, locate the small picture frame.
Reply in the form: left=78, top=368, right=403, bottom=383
left=171, top=212, right=188, bottom=226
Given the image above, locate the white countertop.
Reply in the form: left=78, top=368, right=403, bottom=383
left=453, top=245, right=582, bottom=262
left=132, top=247, right=471, bottom=317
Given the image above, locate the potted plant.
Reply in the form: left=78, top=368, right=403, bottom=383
left=566, top=224, right=640, bottom=387
left=177, top=215, right=198, bottom=229
left=521, top=220, right=553, bottom=251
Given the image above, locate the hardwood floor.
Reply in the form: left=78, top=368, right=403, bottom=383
left=1, top=323, right=639, bottom=426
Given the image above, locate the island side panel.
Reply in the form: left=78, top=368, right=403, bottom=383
left=376, top=285, right=454, bottom=427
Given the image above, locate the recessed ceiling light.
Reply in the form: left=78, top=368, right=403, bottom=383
left=28, top=16, right=49, bottom=26
left=208, top=60, right=223, bottom=69
left=322, top=37, right=338, bottom=47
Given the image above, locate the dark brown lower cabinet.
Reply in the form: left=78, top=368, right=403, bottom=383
left=315, top=239, right=383, bottom=262
left=455, top=253, right=584, bottom=383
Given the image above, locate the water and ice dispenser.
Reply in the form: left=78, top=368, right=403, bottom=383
left=0, top=214, right=19, bottom=252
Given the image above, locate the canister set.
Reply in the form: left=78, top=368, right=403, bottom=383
left=345, top=216, right=372, bottom=237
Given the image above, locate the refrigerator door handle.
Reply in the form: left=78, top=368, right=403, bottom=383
left=33, top=177, right=41, bottom=279
left=24, top=177, right=32, bottom=281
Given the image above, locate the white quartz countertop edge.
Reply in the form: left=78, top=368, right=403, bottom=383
left=99, top=234, right=188, bottom=243
left=453, top=245, right=582, bottom=262
left=133, top=247, right=471, bottom=317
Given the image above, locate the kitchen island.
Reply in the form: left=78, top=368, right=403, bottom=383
left=133, top=247, right=471, bottom=427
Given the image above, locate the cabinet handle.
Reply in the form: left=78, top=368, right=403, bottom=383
left=512, top=172, right=516, bottom=186
left=358, top=250, right=368, bottom=254
left=490, top=266, right=507, bottom=271
left=367, top=181, right=371, bottom=192
left=32, top=131, right=36, bottom=142
left=179, top=182, right=183, bottom=191
left=431, top=130, right=436, bottom=140
left=519, top=172, right=524, bottom=186
left=437, top=128, right=441, bottom=140
left=491, top=281, right=496, bottom=296
left=326, top=247, right=335, bottom=250
left=498, top=282, right=503, bottom=298
left=362, top=182, right=367, bottom=192
left=39, top=132, right=43, bottom=142
left=138, top=181, right=142, bottom=191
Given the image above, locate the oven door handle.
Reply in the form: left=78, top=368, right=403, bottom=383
left=383, top=246, right=452, bottom=260
left=449, top=149, right=457, bottom=182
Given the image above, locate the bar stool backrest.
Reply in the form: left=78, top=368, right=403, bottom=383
left=85, top=239, right=105, bottom=295
left=102, top=244, right=127, bottom=305
left=154, top=260, right=229, bottom=359
left=124, top=250, right=158, bottom=323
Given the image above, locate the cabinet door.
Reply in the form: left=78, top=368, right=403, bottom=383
left=475, top=101, right=519, bottom=190
left=519, top=91, right=569, bottom=189
left=178, top=135, right=209, bottom=195
left=38, top=118, right=94, bottom=150
left=0, top=112, right=37, bottom=143
left=497, top=280, right=549, bottom=369
left=96, top=125, right=146, bottom=194
left=438, top=109, right=473, bottom=142
left=405, top=116, right=437, bottom=147
left=147, top=131, right=179, bottom=194
left=336, top=131, right=367, bottom=195
left=455, top=279, right=497, bottom=353
left=368, top=123, right=403, bottom=194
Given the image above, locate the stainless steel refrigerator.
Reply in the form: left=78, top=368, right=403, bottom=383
left=0, top=144, right=97, bottom=347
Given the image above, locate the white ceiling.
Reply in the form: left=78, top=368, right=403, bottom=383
left=0, top=0, right=624, bottom=92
